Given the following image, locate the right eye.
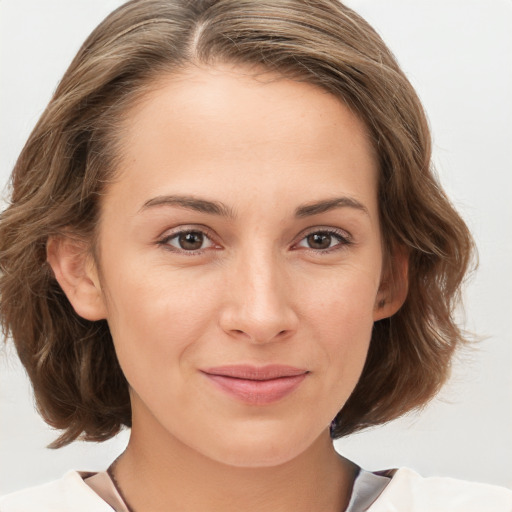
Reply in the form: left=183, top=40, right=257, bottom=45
left=159, top=229, right=216, bottom=253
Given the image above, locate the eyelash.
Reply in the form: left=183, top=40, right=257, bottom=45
left=294, top=228, right=353, bottom=254
left=157, top=227, right=352, bottom=255
left=157, top=226, right=219, bottom=255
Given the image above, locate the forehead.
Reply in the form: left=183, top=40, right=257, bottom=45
left=109, top=63, right=379, bottom=217
left=122, top=63, right=375, bottom=155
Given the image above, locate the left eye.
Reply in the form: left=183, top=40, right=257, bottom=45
left=296, top=231, right=349, bottom=251
left=163, top=230, right=215, bottom=251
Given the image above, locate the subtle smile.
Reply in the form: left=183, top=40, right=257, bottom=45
left=201, top=365, right=309, bottom=405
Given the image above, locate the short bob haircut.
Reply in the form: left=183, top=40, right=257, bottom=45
left=0, top=0, right=474, bottom=448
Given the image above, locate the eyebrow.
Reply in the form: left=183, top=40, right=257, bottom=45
left=140, top=194, right=368, bottom=218
left=295, top=197, right=369, bottom=218
left=140, top=195, right=236, bottom=218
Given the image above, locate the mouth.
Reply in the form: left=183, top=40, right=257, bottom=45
left=200, top=365, right=309, bottom=405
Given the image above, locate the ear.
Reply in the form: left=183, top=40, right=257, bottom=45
left=373, top=246, right=409, bottom=322
left=46, top=235, right=107, bottom=321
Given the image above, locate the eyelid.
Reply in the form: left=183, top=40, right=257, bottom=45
left=292, top=226, right=353, bottom=252
left=157, top=225, right=221, bottom=253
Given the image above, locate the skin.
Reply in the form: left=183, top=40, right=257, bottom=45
left=48, top=63, right=407, bottom=512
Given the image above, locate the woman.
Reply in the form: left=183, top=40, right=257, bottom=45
left=0, top=0, right=510, bottom=510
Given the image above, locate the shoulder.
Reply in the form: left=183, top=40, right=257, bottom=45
left=0, top=471, right=113, bottom=512
left=369, top=467, right=512, bottom=512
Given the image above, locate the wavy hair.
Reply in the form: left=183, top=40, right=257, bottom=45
left=0, top=0, right=475, bottom=447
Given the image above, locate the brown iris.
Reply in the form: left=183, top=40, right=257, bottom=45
left=178, top=231, right=204, bottom=250
left=306, top=233, right=333, bottom=250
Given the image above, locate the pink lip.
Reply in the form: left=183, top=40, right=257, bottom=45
left=201, top=365, right=309, bottom=405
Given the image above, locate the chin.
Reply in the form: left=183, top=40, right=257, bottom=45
left=197, top=420, right=324, bottom=468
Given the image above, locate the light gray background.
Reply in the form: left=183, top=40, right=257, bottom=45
left=1, top=0, right=511, bottom=494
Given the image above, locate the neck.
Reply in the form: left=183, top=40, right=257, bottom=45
left=114, top=415, right=357, bottom=512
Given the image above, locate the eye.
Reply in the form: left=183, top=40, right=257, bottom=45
left=160, top=229, right=216, bottom=252
left=295, top=229, right=351, bottom=252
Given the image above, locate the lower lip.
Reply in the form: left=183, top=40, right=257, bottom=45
left=203, top=373, right=307, bottom=405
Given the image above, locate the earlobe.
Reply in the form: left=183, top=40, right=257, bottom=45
left=373, top=247, right=409, bottom=322
left=46, top=235, right=107, bottom=321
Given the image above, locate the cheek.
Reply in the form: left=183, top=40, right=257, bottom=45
left=303, top=263, right=379, bottom=333
left=102, top=266, right=221, bottom=378
left=300, top=269, right=378, bottom=390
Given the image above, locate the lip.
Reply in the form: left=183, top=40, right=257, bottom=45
left=201, top=365, right=309, bottom=405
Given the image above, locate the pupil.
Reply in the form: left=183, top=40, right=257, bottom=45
left=179, top=232, right=203, bottom=250
left=308, top=233, right=331, bottom=249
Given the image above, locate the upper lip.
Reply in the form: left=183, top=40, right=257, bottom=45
left=201, top=365, right=309, bottom=381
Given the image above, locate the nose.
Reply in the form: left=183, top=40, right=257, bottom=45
left=218, top=247, right=299, bottom=344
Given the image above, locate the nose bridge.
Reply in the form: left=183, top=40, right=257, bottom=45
left=220, top=241, right=297, bottom=342
left=242, top=245, right=282, bottom=311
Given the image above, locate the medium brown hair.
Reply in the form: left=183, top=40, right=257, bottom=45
left=0, top=0, right=474, bottom=447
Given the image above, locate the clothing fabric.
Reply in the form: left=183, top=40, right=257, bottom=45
left=346, top=469, right=393, bottom=511
left=1, top=465, right=512, bottom=511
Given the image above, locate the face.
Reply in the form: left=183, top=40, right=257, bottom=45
left=65, top=64, right=401, bottom=468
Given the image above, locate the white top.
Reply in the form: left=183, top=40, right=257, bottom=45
left=1, top=466, right=511, bottom=511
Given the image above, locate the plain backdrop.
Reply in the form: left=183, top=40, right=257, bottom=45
left=1, top=0, right=511, bottom=495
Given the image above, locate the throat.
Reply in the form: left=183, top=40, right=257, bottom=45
left=111, top=430, right=356, bottom=512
